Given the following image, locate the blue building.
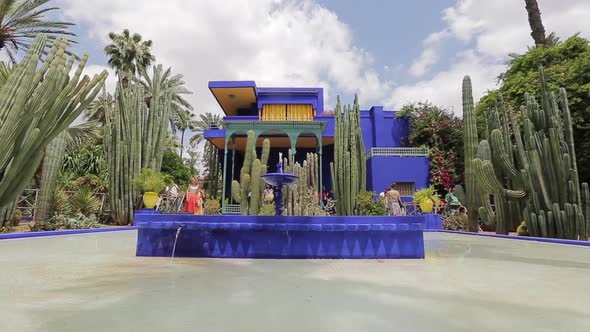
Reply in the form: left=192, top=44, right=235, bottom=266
left=204, top=81, right=429, bottom=213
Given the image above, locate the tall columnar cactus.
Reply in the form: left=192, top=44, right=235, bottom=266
left=282, top=151, right=322, bottom=216
left=461, top=76, right=480, bottom=231
left=519, top=68, right=589, bottom=240
left=231, top=130, right=270, bottom=215
left=472, top=98, right=527, bottom=234
left=105, top=83, right=144, bottom=225
left=0, top=34, right=107, bottom=210
left=35, top=132, right=68, bottom=223
left=139, top=65, right=171, bottom=171
left=330, top=94, right=366, bottom=216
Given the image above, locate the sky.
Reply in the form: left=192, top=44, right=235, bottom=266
left=44, top=0, right=590, bottom=117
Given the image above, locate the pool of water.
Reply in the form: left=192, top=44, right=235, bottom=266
left=1, top=230, right=589, bottom=331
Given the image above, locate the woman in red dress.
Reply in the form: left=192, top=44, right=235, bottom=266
left=184, top=177, right=205, bottom=215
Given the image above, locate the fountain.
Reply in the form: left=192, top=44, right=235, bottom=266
left=260, top=152, right=298, bottom=216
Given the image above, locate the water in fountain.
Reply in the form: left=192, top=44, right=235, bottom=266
left=171, top=224, right=184, bottom=259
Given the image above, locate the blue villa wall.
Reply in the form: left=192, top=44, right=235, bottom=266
left=366, top=157, right=430, bottom=194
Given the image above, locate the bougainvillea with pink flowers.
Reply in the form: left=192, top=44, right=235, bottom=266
left=397, top=102, right=463, bottom=191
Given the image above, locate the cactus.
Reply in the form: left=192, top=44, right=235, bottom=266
left=230, top=130, right=270, bottom=215
left=35, top=132, right=68, bottom=223
left=0, top=34, right=107, bottom=211
left=282, top=150, right=326, bottom=216
left=105, top=83, right=144, bottom=225
left=330, top=94, right=366, bottom=216
left=461, top=76, right=481, bottom=231
left=469, top=67, right=590, bottom=240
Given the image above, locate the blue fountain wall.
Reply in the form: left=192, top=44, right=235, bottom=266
left=135, top=211, right=442, bottom=259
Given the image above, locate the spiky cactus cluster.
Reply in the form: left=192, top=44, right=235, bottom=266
left=0, top=34, right=107, bottom=214
left=231, top=130, right=270, bottom=215
left=330, top=94, right=366, bottom=216
left=282, top=151, right=322, bottom=216
left=465, top=67, right=590, bottom=240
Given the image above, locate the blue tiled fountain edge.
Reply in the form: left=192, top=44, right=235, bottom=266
left=435, top=230, right=590, bottom=247
left=134, top=211, right=432, bottom=259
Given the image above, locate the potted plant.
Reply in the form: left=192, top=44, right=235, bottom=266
left=133, top=169, right=168, bottom=209
left=413, top=186, right=440, bottom=213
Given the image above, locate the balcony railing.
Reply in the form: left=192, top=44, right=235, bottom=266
left=366, top=147, right=429, bottom=159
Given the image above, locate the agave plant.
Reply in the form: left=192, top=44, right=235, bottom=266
left=68, top=186, right=101, bottom=216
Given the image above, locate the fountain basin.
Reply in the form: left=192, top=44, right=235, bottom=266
left=135, top=211, right=431, bottom=259
left=260, top=173, right=298, bottom=187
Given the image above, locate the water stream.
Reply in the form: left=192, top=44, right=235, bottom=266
left=171, top=224, right=184, bottom=259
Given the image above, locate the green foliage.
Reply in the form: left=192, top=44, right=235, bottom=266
left=398, top=102, right=463, bottom=189
left=133, top=169, right=170, bottom=193
left=161, top=150, right=193, bottom=185
left=476, top=36, right=590, bottom=184
left=31, top=213, right=100, bottom=232
left=355, top=191, right=387, bottom=216
left=204, top=200, right=221, bottom=215
left=62, top=144, right=108, bottom=179
left=68, top=186, right=101, bottom=216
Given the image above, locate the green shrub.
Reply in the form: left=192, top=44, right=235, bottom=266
left=355, top=191, right=387, bottom=216
left=258, top=203, right=275, bottom=216
left=132, top=168, right=170, bottom=193
left=31, top=213, right=99, bottom=231
left=204, top=200, right=221, bottom=215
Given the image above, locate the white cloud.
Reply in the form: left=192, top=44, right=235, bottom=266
left=409, top=30, right=450, bottom=78
left=392, top=0, right=590, bottom=115
left=59, top=0, right=392, bottom=115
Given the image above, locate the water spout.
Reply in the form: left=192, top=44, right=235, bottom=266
left=171, top=224, right=184, bottom=259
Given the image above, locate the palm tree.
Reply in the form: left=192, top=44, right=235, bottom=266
left=0, top=0, right=75, bottom=63
left=135, top=64, right=193, bottom=128
left=171, top=109, right=197, bottom=157
left=104, top=29, right=155, bottom=82
left=85, top=92, right=114, bottom=125
left=189, top=112, right=222, bottom=147
left=524, top=0, right=547, bottom=47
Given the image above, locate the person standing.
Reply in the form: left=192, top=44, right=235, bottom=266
left=167, top=182, right=182, bottom=212
left=184, top=177, right=204, bottom=215
left=386, top=183, right=404, bottom=216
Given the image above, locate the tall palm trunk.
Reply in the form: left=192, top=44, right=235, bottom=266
left=524, top=0, right=547, bottom=47
left=179, top=129, right=185, bottom=157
